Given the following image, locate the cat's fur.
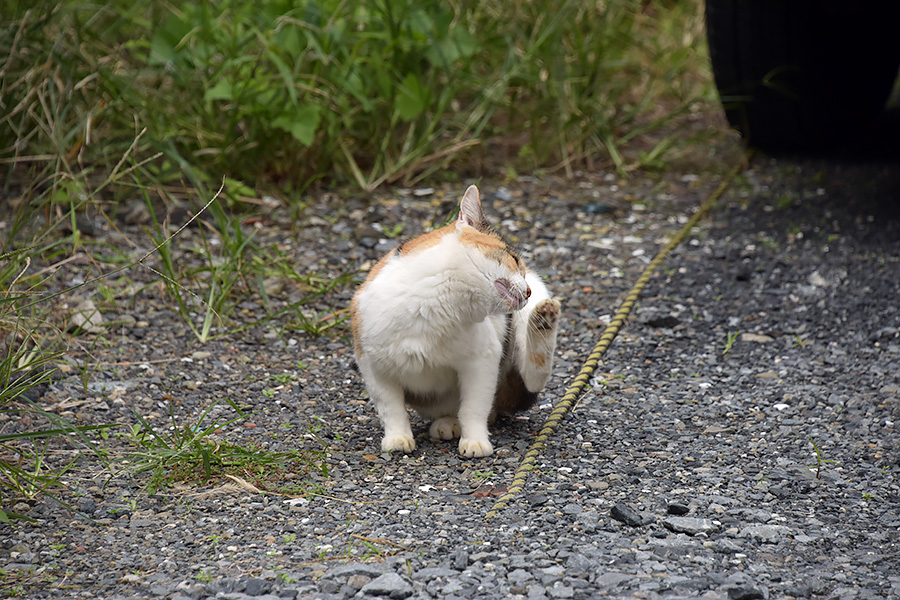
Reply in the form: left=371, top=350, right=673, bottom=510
left=350, top=185, right=560, bottom=457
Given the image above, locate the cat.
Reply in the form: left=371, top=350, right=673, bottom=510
left=350, top=185, right=561, bottom=458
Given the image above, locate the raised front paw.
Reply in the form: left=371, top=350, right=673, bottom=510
left=382, top=434, right=416, bottom=453
left=429, top=417, right=461, bottom=440
left=459, top=437, right=493, bottom=458
left=531, top=298, right=561, bottom=331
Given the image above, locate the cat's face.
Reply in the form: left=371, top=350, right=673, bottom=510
left=456, top=186, right=531, bottom=313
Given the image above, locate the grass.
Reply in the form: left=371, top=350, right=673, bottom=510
left=0, top=0, right=715, bottom=517
left=2, top=0, right=712, bottom=195
left=119, top=397, right=328, bottom=494
left=722, top=330, right=740, bottom=356
left=808, top=435, right=838, bottom=480
left=0, top=289, right=116, bottom=522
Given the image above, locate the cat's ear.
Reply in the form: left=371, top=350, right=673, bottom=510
left=457, top=185, right=486, bottom=230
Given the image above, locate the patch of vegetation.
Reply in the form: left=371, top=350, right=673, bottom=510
left=2, top=0, right=711, bottom=195
left=722, top=330, right=740, bottom=356
left=0, top=293, right=114, bottom=522
left=808, top=435, right=838, bottom=480
left=119, top=398, right=328, bottom=494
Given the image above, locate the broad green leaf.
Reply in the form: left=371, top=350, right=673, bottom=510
left=426, top=27, right=479, bottom=66
left=395, top=74, right=428, bottom=122
left=272, top=104, right=321, bottom=146
left=204, top=79, right=234, bottom=102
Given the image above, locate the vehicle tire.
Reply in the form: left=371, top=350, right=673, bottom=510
left=705, top=0, right=900, bottom=151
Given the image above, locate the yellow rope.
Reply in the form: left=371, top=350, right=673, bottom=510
left=484, top=158, right=750, bottom=520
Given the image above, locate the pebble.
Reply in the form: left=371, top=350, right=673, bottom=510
left=739, top=525, right=788, bottom=544
left=610, top=503, right=644, bottom=527
left=667, top=502, right=690, bottom=515
left=360, top=572, right=414, bottom=598
left=663, top=516, right=719, bottom=536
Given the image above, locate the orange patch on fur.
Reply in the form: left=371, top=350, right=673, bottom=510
left=395, top=225, right=455, bottom=256
left=529, top=352, right=547, bottom=368
left=350, top=295, right=363, bottom=356
left=458, top=228, right=518, bottom=271
left=457, top=227, right=506, bottom=252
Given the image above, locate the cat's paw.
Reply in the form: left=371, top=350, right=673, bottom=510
left=459, top=437, right=493, bottom=458
left=530, top=298, right=561, bottom=332
left=429, top=417, right=461, bottom=440
left=382, top=434, right=416, bottom=453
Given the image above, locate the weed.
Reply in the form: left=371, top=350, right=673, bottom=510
left=776, top=193, right=794, bottom=210
left=808, top=435, right=838, bottom=479
left=381, top=224, right=405, bottom=239
left=119, top=398, right=325, bottom=493
left=270, top=372, right=299, bottom=385
left=277, top=572, right=296, bottom=584
left=473, top=470, right=495, bottom=482
left=722, top=331, right=740, bottom=356
left=196, top=570, right=214, bottom=582
left=140, top=180, right=259, bottom=343
left=0, top=315, right=113, bottom=521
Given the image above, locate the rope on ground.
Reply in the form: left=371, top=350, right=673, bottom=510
left=484, top=157, right=751, bottom=520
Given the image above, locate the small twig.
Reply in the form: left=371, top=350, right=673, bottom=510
left=4, top=256, right=31, bottom=297
left=223, top=474, right=264, bottom=494
left=20, top=253, right=83, bottom=281
left=349, top=534, right=410, bottom=551
left=0, top=154, right=58, bottom=165
left=296, top=492, right=382, bottom=505
left=107, top=127, right=147, bottom=183
left=94, top=357, right=183, bottom=367
left=138, top=177, right=226, bottom=266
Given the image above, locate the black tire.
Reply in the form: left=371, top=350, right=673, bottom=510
left=705, top=1, right=900, bottom=151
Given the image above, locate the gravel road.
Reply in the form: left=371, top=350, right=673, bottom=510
left=2, top=152, right=899, bottom=599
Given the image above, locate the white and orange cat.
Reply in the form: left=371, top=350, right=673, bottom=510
left=351, top=185, right=560, bottom=458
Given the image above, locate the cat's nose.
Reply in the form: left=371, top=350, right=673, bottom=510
left=525, top=285, right=531, bottom=299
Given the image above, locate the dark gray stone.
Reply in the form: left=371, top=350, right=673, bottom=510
left=320, top=563, right=384, bottom=580
left=726, top=584, right=767, bottom=600
left=360, top=572, right=414, bottom=599
left=610, top=503, right=643, bottom=527
left=243, top=578, right=271, bottom=596
left=667, top=502, right=690, bottom=515
left=594, top=572, right=634, bottom=589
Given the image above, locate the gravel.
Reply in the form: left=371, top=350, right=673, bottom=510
left=2, top=153, right=899, bottom=599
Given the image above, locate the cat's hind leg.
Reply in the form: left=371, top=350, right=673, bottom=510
left=429, top=417, right=461, bottom=440
left=411, top=393, right=462, bottom=440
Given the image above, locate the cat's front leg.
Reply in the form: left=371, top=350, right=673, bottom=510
left=456, top=360, right=499, bottom=458
left=517, top=273, right=561, bottom=391
left=519, top=298, right=561, bottom=390
left=361, top=367, right=416, bottom=453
